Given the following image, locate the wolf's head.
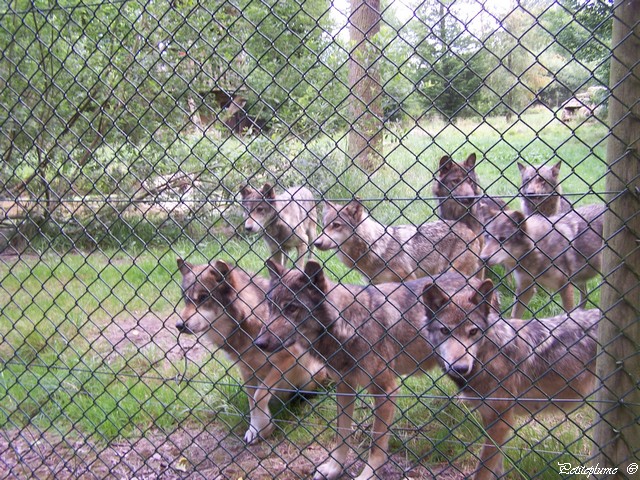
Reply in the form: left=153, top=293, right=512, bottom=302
left=518, top=161, right=562, bottom=212
left=433, top=154, right=481, bottom=220
left=422, top=278, right=495, bottom=382
left=254, top=260, right=329, bottom=353
left=240, top=183, right=277, bottom=233
left=176, top=259, right=247, bottom=346
left=480, top=209, right=528, bottom=269
left=314, top=199, right=365, bottom=251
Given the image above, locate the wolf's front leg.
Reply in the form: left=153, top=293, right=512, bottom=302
left=473, top=409, right=511, bottom=480
left=512, top=272, right=535, bottom=318
left=295, top=242, right=310, bottom=268
left=354, top=379, right=397, bottom=480
left=314, top=383, right=356, bottom=480
left=244, top=383, right=274, bottom=444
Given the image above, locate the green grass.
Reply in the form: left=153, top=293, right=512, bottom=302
left=0, top=110, right=606, bottom=476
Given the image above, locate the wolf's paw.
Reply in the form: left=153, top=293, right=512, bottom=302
left=354, top=465, right=376, bottom=480
left=313, top=459, right=343, bottom=480
left=243, top=426, right=261, bottom=445
left=243, top=424, right=275, bottom=445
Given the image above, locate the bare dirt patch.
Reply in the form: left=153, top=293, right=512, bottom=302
left=0, top=423, right=468, bottom=480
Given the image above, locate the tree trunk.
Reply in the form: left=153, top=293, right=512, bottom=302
left=348, top=0, right=383, bottom=172
left=593, top=0, right=640, bottom=475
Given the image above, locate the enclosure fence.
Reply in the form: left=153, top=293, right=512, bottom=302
left=0, top=0, right=638, bottom=479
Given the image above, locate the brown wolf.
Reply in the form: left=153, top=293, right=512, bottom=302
left=255, top=261, right=477, bottom=480
left=314, top=199, right=482, bottom=283
left=175, top=259, right=327, bottom=444
left=422, top=279, right=599, bottom=480
left=518, top=161, right=572, bottom=217
left=480, top=204, right=605, bottom=317
left=433, top=153, right=507, bottom=232
left=240, top=183, right=317, bottom=267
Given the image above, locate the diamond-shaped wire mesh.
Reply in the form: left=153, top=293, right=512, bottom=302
left=1, top=0, right=637, bottom=479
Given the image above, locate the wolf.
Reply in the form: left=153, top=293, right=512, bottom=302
left=433, top=153, right=507, bottom=233
left=422, top=278, right=599, bottom=480
left=518, top=161, right=572, bottom=217
left=240, top=183, right=317, bottom=267
left=255, top=261, right=482, bottom=480
left=314, top=199, right=482, bottom=283
left=175, top=259, right=327, bottom=444
left=480, top=204, right=605, bottom=318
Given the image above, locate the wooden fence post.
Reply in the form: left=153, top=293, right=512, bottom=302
left=593, top=0, right=640, bottom=475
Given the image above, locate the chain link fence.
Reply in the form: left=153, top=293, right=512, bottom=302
left=1, top=0, right=638, bottom=478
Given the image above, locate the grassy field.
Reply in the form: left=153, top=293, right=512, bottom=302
left=0, top=109, right=607, bottom=478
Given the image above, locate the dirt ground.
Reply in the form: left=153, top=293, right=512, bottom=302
left=0, top=421, right=469, bottom=480
left=0, top=287, right=469, bottom=480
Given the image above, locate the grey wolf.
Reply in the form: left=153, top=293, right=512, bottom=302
left=480, top=204, right=605, bottom=317
left=314, top=199, right=482, bottom=283
left=240, top=183, right=317, bottom=267
left=422, top=279, right=599, bottom=480
left=255, top=261, right=470, bottom=480
left=433, top=153, right=507, bottom=232
left=175, top=259, right=327, bottom=444
left=518, top=161, right=572, bottom=216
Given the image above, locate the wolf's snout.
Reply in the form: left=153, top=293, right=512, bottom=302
left=451, top=362, right=472, bottom=377
left=479, top=248, right=492, bottom=263
left=254, top=336, right=269, bottom=351
left=314, top=236, right=334, bottom=251
left=245, top=220, right=258, bottom=233
left=255, top=331, right=279, bottom=352
left=175, top=319, right=190, bottom=333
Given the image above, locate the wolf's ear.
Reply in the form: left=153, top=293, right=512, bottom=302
left=239, top=185, right=251, bottom=198
left=304, top=261, right=328, bottom=293
left=438, top=155, right=452, bottom=173
left=509, top=210, right=526, bottom=226
left=346, top=198, right=364, bottom=220
left=471, top=278, right=494, bottom=318
left=266, top=259, right=285, bottom=281
left=262, top=183, right=276, bottom=200
left=517, top=162, right=526, bottom=175
left=422, top=281, right=449, bottom=318
left=322, top=201, right=335, bottom=214
left=551, top=161, right=562, bottom=177
left=464, top=153, right=477, bottom=170
left=211, top=260, right=235, bottom=287
left=177, top=258, right=192, bottom=275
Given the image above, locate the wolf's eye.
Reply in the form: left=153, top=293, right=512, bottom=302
left=284, top=304, right=299, bottom=315
left=195, top=294, right=208, bottom=304
left=468, top=327, right=479, bottom=336
left=331, top=222, right=341, bottom=229
left=439, top=326, right=450, bottom=335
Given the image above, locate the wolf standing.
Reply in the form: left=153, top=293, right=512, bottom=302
left=481, top=204, right=605, bottom=317
left=422, top=278, right=599, bottom=480
left=433, top=153, right=506, bottom=233
left=240, top=183, right=317, bottom=267
left=518, top=161, right=572, bottom=217
left=255, top=261, right=477, bottom=480
left=315, top=199, right=482, bottom=283
left=175, top=259, right=327, bottom=444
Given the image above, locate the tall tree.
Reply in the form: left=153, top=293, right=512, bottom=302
left=413, top=0, right=485, bottom=118
left=348, top=0, right=383, bottom=172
